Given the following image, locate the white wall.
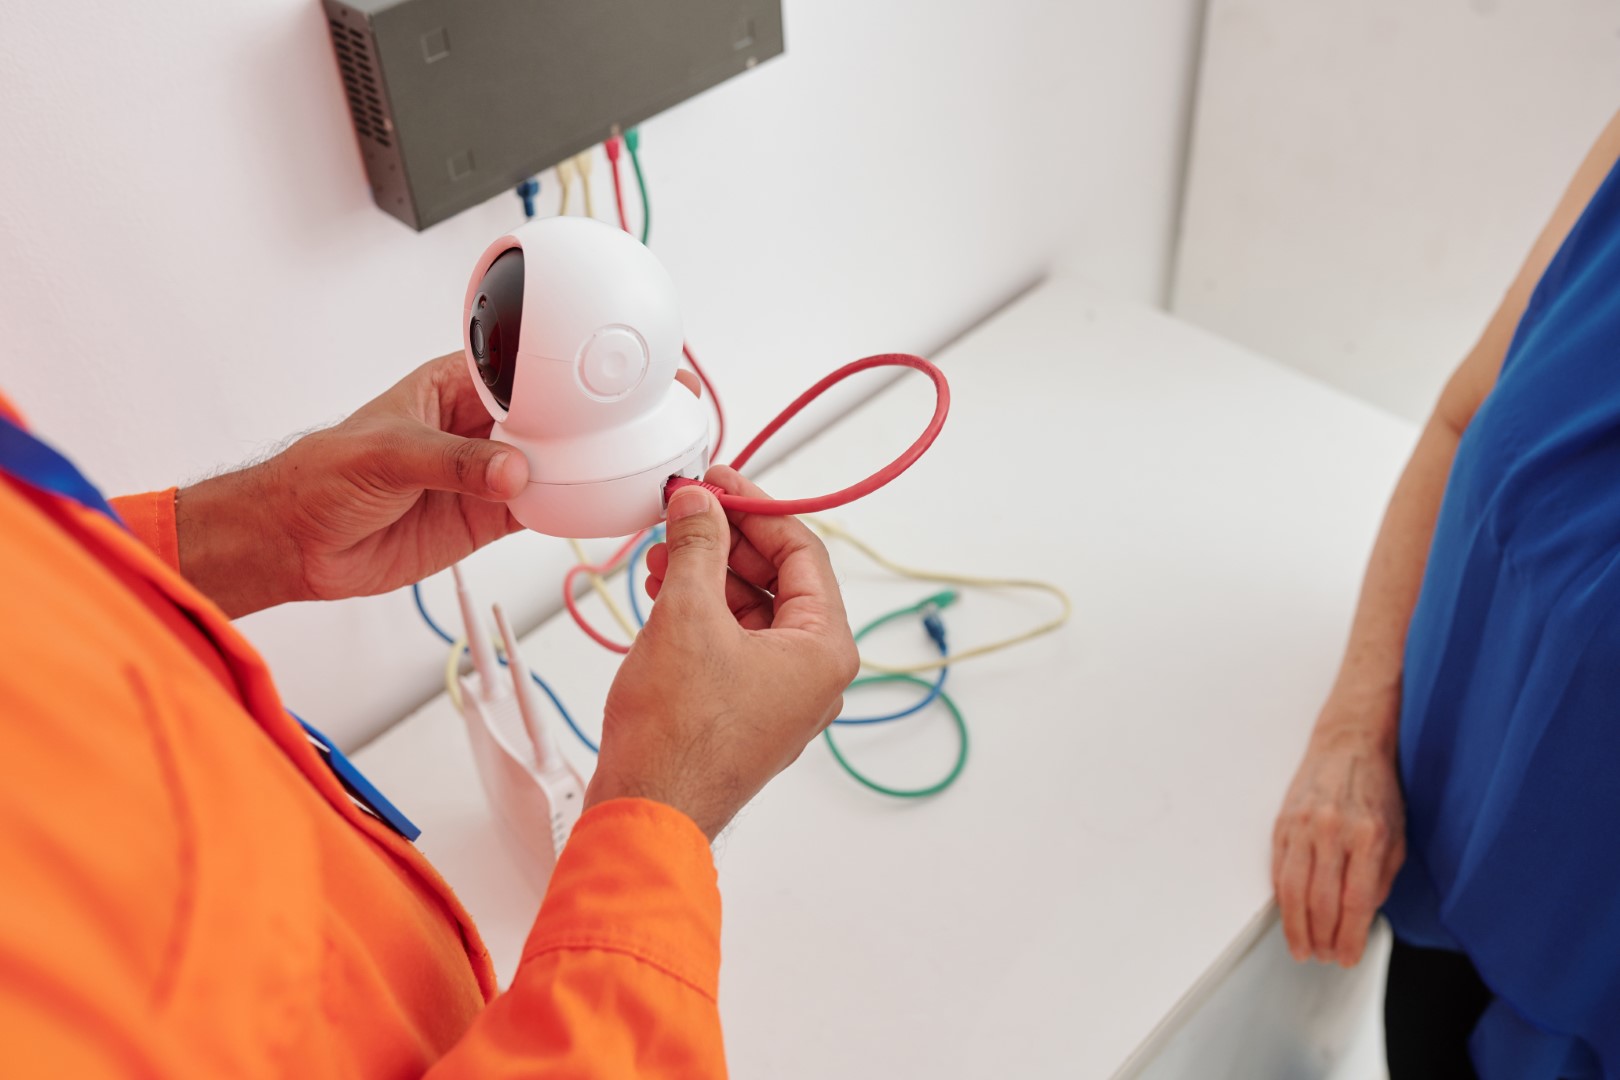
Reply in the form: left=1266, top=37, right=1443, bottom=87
left=1172, top=0, right=1620, bottom=423
left=0, top=0, right=1204, bottom=748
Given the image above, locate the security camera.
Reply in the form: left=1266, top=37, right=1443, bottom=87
left=463, top=217, right=710, bottom=538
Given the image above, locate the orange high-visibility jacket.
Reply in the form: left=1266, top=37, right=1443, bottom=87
left=0, top=399, right=728, bottom=1078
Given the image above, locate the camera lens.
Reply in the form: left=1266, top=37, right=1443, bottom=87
left=470, top=248, right=524, bottom=411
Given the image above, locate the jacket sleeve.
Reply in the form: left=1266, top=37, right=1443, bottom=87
left=109, top=488, right=180, bottom=572
left=426, top=798, right=728, bottom=1079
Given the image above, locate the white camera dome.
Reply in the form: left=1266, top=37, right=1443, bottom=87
left=463, top=217, right=709, bottom=538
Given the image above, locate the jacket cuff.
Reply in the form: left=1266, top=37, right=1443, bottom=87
left=109, top=488, right=180, bottom=571
left=521, top=798, right=721, bottom=1001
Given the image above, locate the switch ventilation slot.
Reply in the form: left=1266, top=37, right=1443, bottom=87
left=329, top=19, right=392, bottom=148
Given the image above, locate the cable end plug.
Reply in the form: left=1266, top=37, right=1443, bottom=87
left=515, top=178, right=540, bottom=220
left=919, top=589, right=957, bottom=652
left=664, top=475, right=727, bottom=508
left=605, top=135, right=622, bottom=163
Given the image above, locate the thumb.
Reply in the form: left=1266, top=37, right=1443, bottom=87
left=390, top=427, right=528, bottom=500
left=657, top=486, right=730, bottom=611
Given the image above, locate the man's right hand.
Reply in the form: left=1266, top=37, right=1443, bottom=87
left=583, top=467, right=860, bottom=840
left=1271, top=708, right=1407, bottom=967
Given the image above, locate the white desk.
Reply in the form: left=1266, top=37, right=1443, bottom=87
left=353, top=276, right=1418, bottom=1078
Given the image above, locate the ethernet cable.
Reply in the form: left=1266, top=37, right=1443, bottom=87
left=572, top=149, right=596, bottom=218
left=824, top=598, right=967, bottom=798
left=626, top=525, right=664, bottom=626
left=606, top=131, right=653, bottom=246
left=567, top=537, right=638, bottom=642
left=563, top=529, right=654, bottom=654
left=834, top=593, right=951, bottom=725
left=556, top=157, right=576, bottom=215
left=515, top=178, right=541, bottom=219
left=824, top=674, right=968, bottom=798
left=606, top=136, right=632, bottom=239
left=682, top=344, right=725, bottom=458
left=626, top=128, right=650, bottom=244
left=413, top=581, right=598, bottom=753
left=807, top=517, right=1072, bottom=675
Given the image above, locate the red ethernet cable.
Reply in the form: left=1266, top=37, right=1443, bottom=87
left=606, top=136, right=726, bottom=458
left=669, top=353, right=948, bottom=515
left=563, top=353, right=950, bottom=654
left=682, top=343, right=726, bottom=458
left=605, top=136, right=632, bottom=240
left=564, top=530, right=652, bottom=654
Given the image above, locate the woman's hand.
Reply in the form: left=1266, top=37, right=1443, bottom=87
left=1272, top=707, right=1407, bottom=966
left=585, top=467, right=860, bottom=840
left=176, top=353, right=527, bottom=617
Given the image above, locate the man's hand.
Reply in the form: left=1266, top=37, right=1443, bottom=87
left=585, top=467, right=860, bottom=840
left=1272, top=708, right=1407, bottom=967
left=175, top=354, right=527, bottom=617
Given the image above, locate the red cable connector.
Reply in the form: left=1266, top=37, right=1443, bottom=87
left=605, top=136, right=632, bottom=237
left=665, top=477, right=727, bottom=500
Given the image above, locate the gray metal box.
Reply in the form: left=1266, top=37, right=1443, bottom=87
left=323, top=0, right=784, bottom=230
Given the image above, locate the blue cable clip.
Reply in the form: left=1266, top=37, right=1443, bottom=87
left=295, top=714, right=422, bottom=842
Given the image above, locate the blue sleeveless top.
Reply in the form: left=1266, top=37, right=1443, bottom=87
left=1385, top=157, right=1620, bottom=1078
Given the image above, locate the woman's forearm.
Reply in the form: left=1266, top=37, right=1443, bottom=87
left=1317, top=416, right=1466, bottom=753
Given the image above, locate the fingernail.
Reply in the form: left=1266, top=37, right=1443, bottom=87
left=667, top=487, right=708, bottom=521
left=486, top=452, right=513, bottom=494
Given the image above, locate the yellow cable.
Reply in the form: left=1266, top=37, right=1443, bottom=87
left=573, top=150, right=596, bottom=218
left=555, top=158, right=575, bottom=215
left=446, top=636, right=467, bottom=712
left=569, top=537, right=638, bottom=641
left=807, top=517, right=1073, bottom=675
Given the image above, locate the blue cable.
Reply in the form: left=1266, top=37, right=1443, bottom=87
left=410, top=581, right=598, bottom=754
left=515, top=178, right=540, bottom=220
left=627, top=526, right=664, bottom=627
left=411, top=579, right=460, bottom=646
left=834, top=609, right=949, bottom=726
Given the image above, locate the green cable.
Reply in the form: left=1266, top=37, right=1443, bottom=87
left=822, top=590, right=970, bottom=799
left=855, top=588, right=959, bottom=638
left=823, top=675, right=969, bottom=799
left=625, top=128, right=651, bottom=245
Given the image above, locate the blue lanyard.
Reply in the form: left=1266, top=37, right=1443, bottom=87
left=0, top=413, right=420, bottom=842
left=0, top=412, right=127, bottom=525
left=293, top=713, right=421, bottom=842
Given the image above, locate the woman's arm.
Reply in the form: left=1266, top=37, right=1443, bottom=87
left=1272, top=109, right=1620, bottom=967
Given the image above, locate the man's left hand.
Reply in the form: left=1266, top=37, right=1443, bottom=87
left=176, top=353, right=527, bottom=617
